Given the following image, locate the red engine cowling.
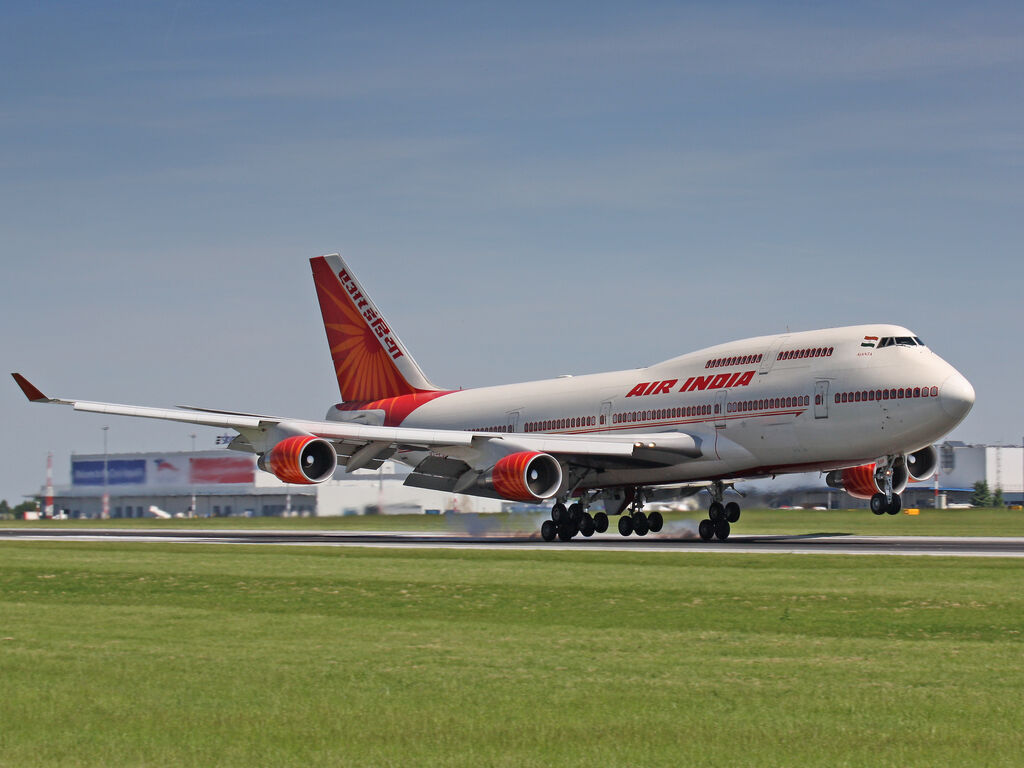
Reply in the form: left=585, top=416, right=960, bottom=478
left=826, top=462, right=909, bottom=500
left=260, top=436, right=338, bottom=484
left=490, top=451, right=563, bottom=502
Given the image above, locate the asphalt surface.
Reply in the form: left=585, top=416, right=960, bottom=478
left=2, top=527, right=1024, bottom=557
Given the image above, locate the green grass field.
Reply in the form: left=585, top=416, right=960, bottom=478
left=5, top=506, right=1024, bottom=536
left=1, top=542, right=1022, bottom=766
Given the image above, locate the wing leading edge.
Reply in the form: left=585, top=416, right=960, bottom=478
left=10, top=373, right=703, bottom=475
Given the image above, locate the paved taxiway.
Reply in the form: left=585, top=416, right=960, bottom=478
left=2, top=528, right=1023, bottom=557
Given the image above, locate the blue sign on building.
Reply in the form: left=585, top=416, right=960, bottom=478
left=72, top=459, right=146, bottom=486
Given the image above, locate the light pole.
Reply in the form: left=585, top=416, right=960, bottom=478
left=101, top=426, right=109, bottom=520
left=190, top=433, right=197, bottom=518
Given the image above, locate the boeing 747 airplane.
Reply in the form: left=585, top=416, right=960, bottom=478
left=13, top=254, right=974, bottom=541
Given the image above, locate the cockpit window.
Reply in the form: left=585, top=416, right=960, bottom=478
left=877, top=336, right=924, bottom=348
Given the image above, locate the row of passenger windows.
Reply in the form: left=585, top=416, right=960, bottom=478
left=524, top=416, right=596, bottom=433
left=778, top=347, right=834, bottom=361
left=613, top=404, right=713, bottom=424
left=835, top=386, right=938, bottom=404
left=480, top=385, right=933, bottom=433
left=727, top=395, right=809, bottom=414
left=705, top=354, right=763, bottom=369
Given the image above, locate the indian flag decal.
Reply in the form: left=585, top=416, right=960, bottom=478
left=861, top=336, right=879, bottom=348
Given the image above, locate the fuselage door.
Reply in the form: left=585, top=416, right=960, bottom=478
left=814, top=380, right=830, bottom=419
left=506, top=410, right=521, bottom=433
left=714, top=390, right=728, bottom=429
left=600, top=400, right=613, bottom=429
left=759, top=336, right=788, bottom=376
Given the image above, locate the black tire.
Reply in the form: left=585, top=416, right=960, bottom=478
left=580, top=516, right=596, bottom=537
left=648, top=511, right=664, bottom=533
left=698, top=519, right=715, bottom=541
left=541, top=520, right=556, bottom=542
left=557, top=522, right=574, bottom=541
left=725, top=502, right=741, bottom=523
left=551, top=502, right=567, bottom=523
left=593, top=512, right=609, bottom=533
left=633, top=514, right=649, bottom=536
left=618, top=515, right=634, bottom=536
left=886, top=494, right=902, bottom=515
left=870, top=493, right=887, bottom=515
left=709, top=502, right=725, bottom=521
left=568, top=503, right=583, bottom=524
left=714, top=519, right=731, bottom=541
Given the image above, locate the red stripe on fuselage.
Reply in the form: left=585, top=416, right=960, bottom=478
left=335, top=390, right=453, bottom=426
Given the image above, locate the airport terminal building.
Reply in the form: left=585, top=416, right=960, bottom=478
left=41, top=450, right=502, bottom=518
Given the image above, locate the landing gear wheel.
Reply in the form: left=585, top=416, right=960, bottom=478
left=709, top=502, right=725, bottom=522
left=551, top=502, right=567, bottom=523
left=541, top=520, right=556, bottom=542
left=714, top=519, right=731, bottom=541
left=568, top=503, right=583, bottom=525
left=618, top=516, right=634, bottom=537
left=593, top=512, right=609, bottom=533
left=557, top=522, right=575, bottom=541
left=870, top=493, right=887, bottom=515
left=648, top=511, right=664, bottom=533
left=698, top=519, right=715, bottom=541
left=725, top=502, right=741, bottom=523
left=580, top=516, right=596, bottom=537
left=886, top=494, right=902, bottom=515
left=633, top=513, right=649, bottom=537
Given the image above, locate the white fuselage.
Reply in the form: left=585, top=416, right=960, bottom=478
left=391, top=325, right=973, bottom=490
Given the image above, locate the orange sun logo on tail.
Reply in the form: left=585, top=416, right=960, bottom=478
left=310, top=255, right=443, bottom=403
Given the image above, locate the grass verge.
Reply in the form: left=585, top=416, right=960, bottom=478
left=1, top=542, right=1022, bottom=766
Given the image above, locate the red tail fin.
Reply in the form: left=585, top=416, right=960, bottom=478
left=310, top=254, right=441, bottom=402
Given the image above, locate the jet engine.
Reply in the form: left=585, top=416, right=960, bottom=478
left=906, top=446, right=938, bottom=482
left=488, top=451, right=563, bottom=502
left=258, top=436, right=338, bottom=484
left=825, top=461, right=908, bottom=500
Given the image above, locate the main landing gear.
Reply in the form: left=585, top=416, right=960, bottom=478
left=539, top=490, right=664, bottom=541
left=615, top=491, right=663, bottom=538
left=540, top=499, right=611, bottom=542
left=698, top=483, right=739, bottom=542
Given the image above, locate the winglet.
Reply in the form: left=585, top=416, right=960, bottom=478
left=11, top=373, right=50, bottom=402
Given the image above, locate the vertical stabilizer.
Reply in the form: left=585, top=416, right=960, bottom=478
left=310, top=254, right=442, bottom=402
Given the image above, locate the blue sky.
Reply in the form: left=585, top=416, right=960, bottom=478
left=2, top=2, right=1022, bottom=500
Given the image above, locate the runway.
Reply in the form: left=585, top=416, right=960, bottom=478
left=2, top=527, right=1024, bottom=557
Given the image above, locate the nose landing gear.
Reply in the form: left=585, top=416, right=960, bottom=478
left=870, top=459, right=904, bottom=515
left=870, top=492, right=902, bottom=515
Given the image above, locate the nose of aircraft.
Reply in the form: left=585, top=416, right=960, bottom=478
left=939, top=371, right=975, bottom=424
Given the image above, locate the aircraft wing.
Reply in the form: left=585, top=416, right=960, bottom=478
left=11, top=374, right=703, bottom=474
